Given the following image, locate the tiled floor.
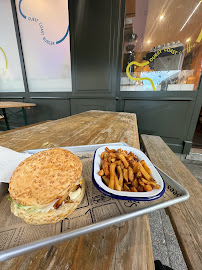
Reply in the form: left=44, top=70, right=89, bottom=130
left=149, top=150, right=202, bottom=270
left=149, top=209, right=188, bottom=270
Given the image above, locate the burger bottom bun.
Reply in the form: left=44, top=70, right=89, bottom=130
left=11, top=181, right=85, bottom=225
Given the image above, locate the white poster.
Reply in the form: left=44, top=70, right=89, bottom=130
left=15, top=0, right=72, bottom=92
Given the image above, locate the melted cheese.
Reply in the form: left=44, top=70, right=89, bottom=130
left=69, top=188, right=81, bottom=200
left=75, top=177, right=83, bottom=186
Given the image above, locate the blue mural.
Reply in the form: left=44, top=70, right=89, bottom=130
left=18, top=0, right=69, bottom=45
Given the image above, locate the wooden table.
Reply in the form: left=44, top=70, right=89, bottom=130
left=0, top=101, right=36, bottom=130
left=0, top=111, right=154, bottom=270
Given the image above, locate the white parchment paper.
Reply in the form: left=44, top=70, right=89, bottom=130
left=0, top=147, right=31, bottom=183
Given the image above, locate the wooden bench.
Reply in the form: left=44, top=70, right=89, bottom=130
left=141, top=134, right=202, bottom=270
left=0, top=101, right=36, bottom=130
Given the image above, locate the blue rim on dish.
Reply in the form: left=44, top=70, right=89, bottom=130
left=92, top=149, right=166, bottom=201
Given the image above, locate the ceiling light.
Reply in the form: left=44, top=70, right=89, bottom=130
left=180, top=1, right=201, bottom=31
left=147, top=40, right=151, bottom=44
left=159, top=15, right=164, bottom=20
left=186, top=38, right=191, bottom=43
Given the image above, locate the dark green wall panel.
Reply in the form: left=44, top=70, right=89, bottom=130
left=71, top=99, right=117, bottom=115
left=0, top=98, right=25, bottom=130
left=26, top=99, right=71, bottom=124
left=69, top=0, right=123, bottom=97
left=124, top=99, right=193, bottom=139
left=0, top=99, right=71, bottom=131
left=72, top=1, right=111, bottom=91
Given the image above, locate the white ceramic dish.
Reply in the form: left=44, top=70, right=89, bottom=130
left=93, top=145, right=165, bottom=200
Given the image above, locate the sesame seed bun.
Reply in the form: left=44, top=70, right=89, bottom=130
left=9, top=148, right=82, bottom=207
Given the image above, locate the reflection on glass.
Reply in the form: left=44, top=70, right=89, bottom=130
left=0, top=0, right=25, bottom=92
left=15, top=0, right=72, bottom=92
left=121, top=0, right=202, bottom=91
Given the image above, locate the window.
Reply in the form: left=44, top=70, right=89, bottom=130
left=121, top=0, right=202, bottom=91
left=15, top=0, right=72, bottom=92
left=0, top=0, right=25, bottom=92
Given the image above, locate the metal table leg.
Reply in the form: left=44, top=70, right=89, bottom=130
left=2, top=108, right=10, bottom=130
left=22, top=107, right=28, bottom=125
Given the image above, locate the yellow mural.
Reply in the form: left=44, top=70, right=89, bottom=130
left=126, top=28, right=202, bottom=91
left=126, top=61, right=155, bottom=91
left=0, top=47, right=8, bottom=76
left=196, top=29, right=202, bottom=43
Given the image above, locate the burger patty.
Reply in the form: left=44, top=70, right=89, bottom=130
left=53, top=184, right=81, bottom=209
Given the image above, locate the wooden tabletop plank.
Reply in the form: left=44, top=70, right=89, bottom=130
left=0, top=120, right=52, bottom=134
left=141, top=134, right=202, bottom=270
left=0, top=216, right=153, bottom=270
left=0, top=111, right=154, bottom=270
left=0, top=110, right=140, bottom=152
left=0, top=102, right=36, bottom=109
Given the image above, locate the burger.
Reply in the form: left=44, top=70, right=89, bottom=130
left=8, top=148, right=85, bottom=225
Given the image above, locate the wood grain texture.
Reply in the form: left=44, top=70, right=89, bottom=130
left=0, top=120, right=52, bottom=135
left=141, top=134, right=202, bottom=270
left=0, top=102, right=36, bottom=109
left=0, top=111, right=154, bottom=270
left=0, top=110, right=140, bottom=152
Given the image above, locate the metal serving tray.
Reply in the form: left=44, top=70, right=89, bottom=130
left=0, top=143, right=189, bottom=261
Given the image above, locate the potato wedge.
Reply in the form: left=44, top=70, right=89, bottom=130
left=105, top=147, right=116, bottom=153
left=141, top=160, right=151, bottom=174
left=138, top=179, right=145, bottom=187
left=108, top=162, right=116, bottom=189
left=136, top=171, right=142, bottom=178
left=131, top=186, right=138, bottom=192
left=144, top=184, right=153, bottom=192
left=98, top=169, right=104, bottom=176
left=103, top=160, right=109, bottom=176
left=119, top=154, right=129, bottom=168
left=102, top=176, right=110, bottom=186
left=139, top=162, right=151, bottom=180
left=133, top=162, right=140, bottom=173
left=114, top=175, right=122, bottom=191
left=137, top=185, right=144, bottom=192
left=132, top=178, right=139, bottom=189
left=128, top=166, right=134, bottom=182
left=123, top=168, right=129, bottom=182
left=124, top=183, right=130, bottom=191
left=117, top=165, right=124, bottom=188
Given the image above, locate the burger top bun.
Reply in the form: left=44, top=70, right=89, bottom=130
left=9, top=148, right=82, bottom=207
